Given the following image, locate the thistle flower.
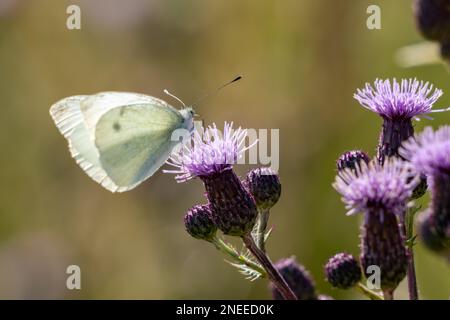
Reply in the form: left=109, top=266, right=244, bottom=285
left=334, top=158, right=419, bottom=217
left=400, top=126, right=450, bottom=177
left=333, top=159, right=420, bottom=291
left=354, top=78, right=444, bottom=164
left=325, top=253, right=361, bottom=289
left=336, top=150, right=370, bottom=172
left=184, top=204, right=217, bottom=241
left=401, top=126, right=450, bottom=250
left=166, top=122, right=258, bottom=237
left=269, top=257, right=316, bottom=300
left=244, top=167, right=281, bottom=210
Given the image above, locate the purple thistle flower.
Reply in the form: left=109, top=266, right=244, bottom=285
left=400, top=126, right=450, bottom=177
left=166, top=122, right=258, bottom=237
left=354, top=78, right=446, bottom=164
left=165, top=122, right=252, bottom=182
left=270, top=257, right=316, bottom=300
left=334, top=159, right=419, bottom=292
left=401, top=126, right=450, bottom=252
left=333, top=158, right=419, bottom=217
left=354, top=78, right=443, bottom=120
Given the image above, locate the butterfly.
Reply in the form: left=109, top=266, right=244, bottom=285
left=50, top=91, right=195, bottom=192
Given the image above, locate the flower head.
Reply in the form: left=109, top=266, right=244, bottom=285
left=336, top=150, right=370, bottom=172
left=400, top=126, right=450, bottom=176
left=325, top=253, right=361, bottom=289
left=165, top=122, right=252, bottom=182
left=167, top=122, right=258, bottom=237
left=333, top=158, right=419, bottom=216
left=270, top=257, right=316, bottom=300
left=244, top=167, right=281, bottom=210
left=417, top=209, right=449, bottom=255
left=414, top=0, right=450, bottom=42
left=184, top=204, right=217, bottom=241
left=354, top=78, right=444, bottom=120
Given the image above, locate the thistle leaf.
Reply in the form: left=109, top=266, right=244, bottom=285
left=226, top=260, right=264, bottom=281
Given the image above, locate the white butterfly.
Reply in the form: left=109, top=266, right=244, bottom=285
left=50, top=92, right=195, bottom=192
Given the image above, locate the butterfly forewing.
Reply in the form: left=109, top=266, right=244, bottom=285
left=50, top=92, right=192, bottom=192
left=94, top=103, right=184, bottom=187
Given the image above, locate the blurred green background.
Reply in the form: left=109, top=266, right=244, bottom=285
left=0, top=0, right=449, bottom=299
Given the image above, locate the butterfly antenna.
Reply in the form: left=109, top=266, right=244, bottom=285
left=164, top=89, right=186, bottom=108
left=192, top=75, right=242, bottom=107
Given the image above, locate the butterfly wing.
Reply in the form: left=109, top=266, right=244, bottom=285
left=50, top=95, right=129, bottom=192
left=94, top=103, right=187, bottom=188
left=79, top=91, right=175, bottom=140
left=50, top=92, right=189, bottom=192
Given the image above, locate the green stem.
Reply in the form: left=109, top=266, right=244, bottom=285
left=356, top=283, right=384, bottom=300
left=256, top=209, right=270, bottom=252
left=211, top=237, right=266, bottom=276
left=400, top=207, right=419, bottom=300
left=242, top=233, right=297, bottom=300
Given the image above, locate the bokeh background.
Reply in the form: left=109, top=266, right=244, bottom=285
left=0, top=0, right=449, bottom=299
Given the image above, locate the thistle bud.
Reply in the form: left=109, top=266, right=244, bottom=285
left=244, top=167, right=281, bottom=210
left=325, top=253, right=361, bottom=289
left=360, top=210, right=407, bottom=291
left=202, top=169, right=258, bottom=237
left=336, top=150, right=370, bottom=172
left=269, top=257, right=317, bottom=300
left=417, top=209, right=449, bottom=254
left=431, top=173, right=450, bottom=240
left=184, top=204, right=217, bottom=241
left=414, top=0, right=450, bottom=42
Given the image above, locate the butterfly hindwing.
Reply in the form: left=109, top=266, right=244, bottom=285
left=50, top=95, right=130, bottom=192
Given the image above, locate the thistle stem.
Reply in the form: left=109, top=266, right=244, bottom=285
left=242, top=233, right=297, bottom=300
left=356, top=283, right=384, bottom=300
left=399, top=209, right=419, bottom=300
left=211, top=237, right=266, bottom=276
left=256, top=209, right=270, bottom=252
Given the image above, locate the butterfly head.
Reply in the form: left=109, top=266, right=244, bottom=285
left=180, top=107, right=195, bottom=133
